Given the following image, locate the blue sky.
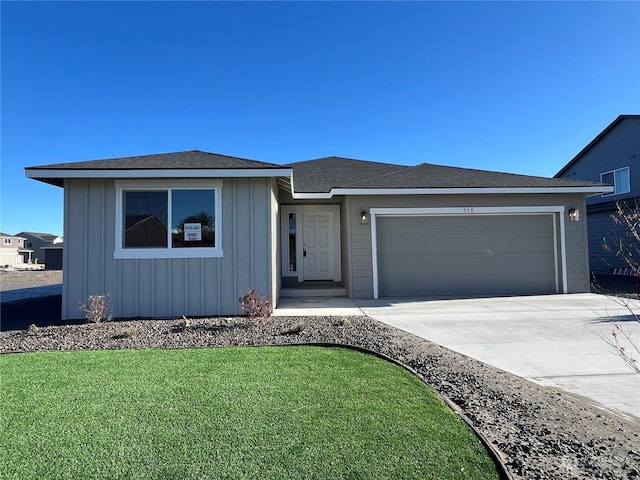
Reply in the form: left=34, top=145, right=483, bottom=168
left=2, top=1, right=639, bottom=237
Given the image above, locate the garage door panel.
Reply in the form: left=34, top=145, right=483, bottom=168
left=377, top=215, right=556, bottom=297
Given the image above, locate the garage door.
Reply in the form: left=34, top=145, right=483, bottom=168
left=376, top=215, right=557, bottom=297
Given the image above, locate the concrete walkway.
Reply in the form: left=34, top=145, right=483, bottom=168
left=276, top=293, right=640, bottom=421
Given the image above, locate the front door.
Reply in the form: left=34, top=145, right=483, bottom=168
left=303, top=212, right=334, bottom=280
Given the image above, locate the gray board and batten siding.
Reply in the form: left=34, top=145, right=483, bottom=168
left=63, top=177, right=277, bottom=320
left=556, top=115, right=640, bottom=274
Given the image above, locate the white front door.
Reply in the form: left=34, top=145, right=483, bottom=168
left=303, top=212, right=333, bottom=280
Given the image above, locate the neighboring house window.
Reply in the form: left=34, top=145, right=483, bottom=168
left=601, top=167, right=630, bottom=196
left=115, top=180, right=222, bottom=259
left=3, top=238, right=11, bottom=245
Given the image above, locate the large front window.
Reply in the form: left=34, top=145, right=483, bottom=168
left=116, top=180, right=222, bottom=259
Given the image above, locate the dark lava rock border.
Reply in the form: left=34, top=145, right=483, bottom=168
left=1, top=315, right=639, bottom=479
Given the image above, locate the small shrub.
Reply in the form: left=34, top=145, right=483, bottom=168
left=113, top=326, right=138, bottom=340
left=335, top=317, right=351, bottom=326
left=173, top=316, right=191, bottom=332
left=239, top=289, right=272, bottom=322
left=120, top=326, right=138, bottom=339
left=291, top=319, right=309, bottom=333
left=79, top=294, right=113, bottom=324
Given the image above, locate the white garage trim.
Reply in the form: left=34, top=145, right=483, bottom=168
left=370, top=206, right=567, bottom=299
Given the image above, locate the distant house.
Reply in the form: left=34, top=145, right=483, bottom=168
left=26, top=150, right=608, bottom=320
left=555, top=115, right=640, bottom=275
left=0, top=233, right=30, bottom=268
left=41, top=243, right=64, bottom=270
left=16, top=232, right=63, bottom=269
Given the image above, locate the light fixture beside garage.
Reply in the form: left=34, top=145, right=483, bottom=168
left=360, top=211, right=369, bottom=225
left=568, top=208, right=580, bottom=222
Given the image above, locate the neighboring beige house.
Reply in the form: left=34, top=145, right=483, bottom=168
left=26, top=150, right=610, bottom=320
left=0, top=233, right=31, bottom=268
left=16, top=231, right=63, bottom=267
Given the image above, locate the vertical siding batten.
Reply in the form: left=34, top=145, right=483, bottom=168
left=232, top=180, right=238, bottom=312
left=184, top=258, right=188, bottom=315
left=168, top=259, right=172, bottom=316
left=553, top=214, right=559, bottom=293
left=151, top=261, right=156, bottom=317
left=250, top=178, right=255, bottom=288
left=200, top=258, right=205, bottom=314
left=62, top=180, right=70, bottom=319
left=135, top=259, right=139, bottom=315
left=100, top=180, right=106, bottom=294
left=82, top=180, right=89, bottom=304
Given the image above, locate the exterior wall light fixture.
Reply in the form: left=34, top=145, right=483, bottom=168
left=360, top=211, right=369, bottom=225
left=568, top=208, right=580, bottom=222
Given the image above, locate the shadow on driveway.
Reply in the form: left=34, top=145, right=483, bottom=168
left=1, top=295, right=64, bottom=331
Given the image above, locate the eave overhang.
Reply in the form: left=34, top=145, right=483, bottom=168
left=25, top=168, right=293, bottom=187
left=291, top=186, right=614, bottom=199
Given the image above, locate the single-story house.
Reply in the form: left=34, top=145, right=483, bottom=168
left=26, top=150, right=610, bottom=320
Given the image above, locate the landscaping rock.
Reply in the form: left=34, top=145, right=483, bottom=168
left=1, top=314, right=639, bottom=480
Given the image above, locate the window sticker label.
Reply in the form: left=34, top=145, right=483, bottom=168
left=184, top=223, right=202, bottom=241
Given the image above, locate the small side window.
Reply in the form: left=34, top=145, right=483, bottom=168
left=601, top=167, right=630, bottom=196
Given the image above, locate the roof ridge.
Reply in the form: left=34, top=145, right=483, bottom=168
left=189, top=150, right=281, bottom=167
left=286, top=156, right=406, bottom=168
left=348, top=162, right=413, bottom=187
left=106, top=150, right=280, bottom=167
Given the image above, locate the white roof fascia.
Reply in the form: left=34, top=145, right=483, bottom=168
left=289, top=171, right=296, bottom=195
left=293, top=186, right=613, bottom=199
left=25, top=168, right=293, bottom=180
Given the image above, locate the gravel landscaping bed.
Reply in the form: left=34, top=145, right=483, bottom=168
left=2, top=314, right=639, bottom=480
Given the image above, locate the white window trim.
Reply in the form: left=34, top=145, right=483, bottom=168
left=115, top=179, right=223, bottom=259
left=601, top=167, right=630, bottom=197
left=3, top=238, right=11, bottom=245
left=369, top=206, right=568, bottom=299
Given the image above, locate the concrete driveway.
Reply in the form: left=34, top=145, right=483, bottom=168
left=355, top=293, right=640, bottom=422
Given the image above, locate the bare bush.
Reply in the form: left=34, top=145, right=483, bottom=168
left=603, top=200, right=640, bottom=276
left=79, top=294, right=113, bottom=324
left=239, top=289, right=272, bottom=322
left=601, top=200, right=640, bottom=374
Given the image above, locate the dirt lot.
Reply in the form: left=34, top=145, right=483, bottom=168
left=0, top=270, right=63, bottom=291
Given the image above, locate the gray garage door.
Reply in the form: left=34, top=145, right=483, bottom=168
left=377, top=215, right=557, bottom=297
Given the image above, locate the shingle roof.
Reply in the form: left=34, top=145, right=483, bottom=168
left=286, top=156, right=408, bottom=193
left=15, top=232, right=60, bottom=242
left=27, top=150, right=282, bottom=170
left=26, top=150, right=606, bottom=193
left=289, top=157, right=603, bottom=193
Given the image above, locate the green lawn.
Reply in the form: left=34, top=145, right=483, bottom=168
left=1, top=346, right=500, bottom=479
